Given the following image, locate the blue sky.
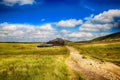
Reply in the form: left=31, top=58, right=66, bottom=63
left=0, top=0, right=120, bottom=42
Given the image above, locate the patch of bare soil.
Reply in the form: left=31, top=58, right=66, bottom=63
left=66, top=46, right=120, bottom=80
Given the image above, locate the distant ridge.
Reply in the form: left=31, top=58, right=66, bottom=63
left=91, top=32, right=120, bottom=42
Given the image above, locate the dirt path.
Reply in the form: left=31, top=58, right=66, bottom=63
left=66, top=46, right=120, bottom=80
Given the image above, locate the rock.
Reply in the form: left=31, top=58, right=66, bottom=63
left=47, top=38, right=65, bottom=46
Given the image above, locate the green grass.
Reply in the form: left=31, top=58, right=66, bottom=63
left=0, top=43, right=70, bottom=80
left=0, top=43, right=68, bottom=55
left=67, top=42, right=120, bottom=66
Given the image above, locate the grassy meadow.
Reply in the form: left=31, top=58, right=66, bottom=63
left=0, top=43, right=70, bottom=80
left=67, top=42, right=120, bottom=66
left=1, top=41, right=120, bottom=80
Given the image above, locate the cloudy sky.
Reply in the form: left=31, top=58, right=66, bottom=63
left=0, top=0, right=120, bottom=42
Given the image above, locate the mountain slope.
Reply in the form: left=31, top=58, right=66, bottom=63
left=91, top=32, right=120, bottom=42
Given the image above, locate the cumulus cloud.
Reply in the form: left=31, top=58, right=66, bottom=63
left=1, top=22, right=17, bottom=31
left=0, top=22, right=56, bottom=42
left=0, top=22, right=113, bottom=42
left=67, top=32, right=95, bottom=41
left=59, top=31, right=96, bottom=41
left=71, top=9, right=120, bottom=41
left=59, top=29, right=95, bottom=41
left=60, top=30, right=112, bottom=41
left=94, top=9, right=120, bottom=23
left=2, top=0, right=35, bottom=6
left=60, top=29, right=69, bottom=34
left=56, top=19, right=83, bottom=28
left=1, top=9, right=120, bottom=42
left=79, top=23, right=113, bottom=32
left=38, top=24, right=54, bottom=31
left=79, top=9, right=120, bottom=32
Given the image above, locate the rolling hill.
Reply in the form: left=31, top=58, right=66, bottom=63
left=91, top=32, right=120, bottom=42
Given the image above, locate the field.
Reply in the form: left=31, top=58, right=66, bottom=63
left=67, top=42, right=120, bottom=66
left=0, top=41, right=120, bottom=80
left=0, top=43, right=70, bottom=80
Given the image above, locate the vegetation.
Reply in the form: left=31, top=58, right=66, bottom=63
left=68, top=42, right=120, bottom=66
left=0, top=43, right=70, bottom=80
left=0, top=43, right=68, bottom=55
left=1, top=32, right=120, bottom=80
left=91, top=32, right=120, bottom=42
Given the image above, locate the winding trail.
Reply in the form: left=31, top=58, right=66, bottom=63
left=66, top=46, right=120, bottom=80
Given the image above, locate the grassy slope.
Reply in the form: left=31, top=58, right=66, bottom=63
left=67, top=42, right=120, bottom=66
left=91, top=32, right=120, bottom=42
left=0, top=43, right=70, bottom=80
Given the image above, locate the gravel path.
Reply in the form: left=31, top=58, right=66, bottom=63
left=66, top=46, right=120, bottom=80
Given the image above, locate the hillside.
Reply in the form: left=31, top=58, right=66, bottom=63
left=91, top=32, right=120, bottom=42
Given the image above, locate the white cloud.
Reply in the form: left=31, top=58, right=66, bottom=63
left=1, top=9, right=119, bottom=42
left=56, top=9, right=120, bottom=41
left=0, top=22, right=56, bottom=42
left=94, top=9, right=120, bottom=23
left=68, top=32, right=94, bottom=38
left=59, top=30, right=112, bottom=41
left=60, top=30, right=69, bottom=34
left=59, top=31, right=96, bottom=41
left=79, top=23, right=113, bottom=32
left=71, top=9, right=120, bottom=41
left=1, top=22, right=17, bottom=31
left=38, top=24, right=54, bottom=31
left=79, top=9, right=120, bottom=32
left=0, top=22, right=113, bottom=42
left=2, top=0, right=35, bottom=6
left=56, top=19, right=83, bottom=28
